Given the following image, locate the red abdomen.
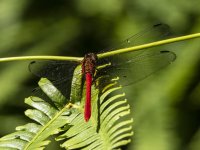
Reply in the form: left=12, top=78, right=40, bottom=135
left=84, top=73, right=92, bottom=122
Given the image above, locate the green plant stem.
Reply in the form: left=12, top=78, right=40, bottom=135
left=0, top=55, right=83, bottom=62
left=24, top=102, right=73, bottom=150
left=97, top=32, right=200, bottom=59
left=0, top=33, right=199, bottom=62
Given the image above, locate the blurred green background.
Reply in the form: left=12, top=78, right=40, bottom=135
left=0, top=0, right=200, bottom=150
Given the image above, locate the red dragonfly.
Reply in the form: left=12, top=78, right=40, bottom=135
left=81, top=53, right=98, bottom=121
left=29, top=23, right=176, bottom=122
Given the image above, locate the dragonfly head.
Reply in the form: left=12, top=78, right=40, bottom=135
left=84, top=53, right=98, bottom=63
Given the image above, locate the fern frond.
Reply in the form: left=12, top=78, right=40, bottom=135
left=0, top=78, right=75, bottom=150
left=57, top=78, right=133, bottom=150
left=0, top=64, right=133, bottom=150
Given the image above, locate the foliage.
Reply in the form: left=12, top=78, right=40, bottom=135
left=0, top=0, right=200, bottom=150
left=0, top=66, right=133, bottom=149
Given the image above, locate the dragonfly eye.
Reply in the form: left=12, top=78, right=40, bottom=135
left=85, top=53, right=98, bottom=62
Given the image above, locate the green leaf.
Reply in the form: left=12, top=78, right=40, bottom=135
left=57, top=75, right=133, bottom=150
left=0, top=78, right=74, bottom=150
left=0, top=64, right=133, bottom=150
left=70, top=65, right=83, bottom=104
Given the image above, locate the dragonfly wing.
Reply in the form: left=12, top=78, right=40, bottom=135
left=97, top=49, right=176, bottom=86
left=101, top=23, right=171, bottom=53
left=29, top=60, right=79, bottom=80
left=32, top=77, right=74, bottom=100
left=29, top=60, right=81, bottom=99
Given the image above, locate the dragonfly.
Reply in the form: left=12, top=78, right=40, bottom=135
left=29, top=23, right=176, bottom=122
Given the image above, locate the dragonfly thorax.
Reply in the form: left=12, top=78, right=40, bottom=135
left=81, top=53, right=98, bottom=75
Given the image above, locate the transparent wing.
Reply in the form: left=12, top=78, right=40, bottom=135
left=101, top=23, right=171, bottom=53
left=97, top=23, right=174, bottom=86
left=97, top=49, right=176, bottom=86
left=29, top=60, right=79, bottom=80
left=31, top=77, right=74, bottom=102
left=29, top=60, right=80, bottom=98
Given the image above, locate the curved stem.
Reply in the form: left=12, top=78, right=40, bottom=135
left=97, top=33, right=200, bottom=59
left=0, top=33, right=199, bottom=62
